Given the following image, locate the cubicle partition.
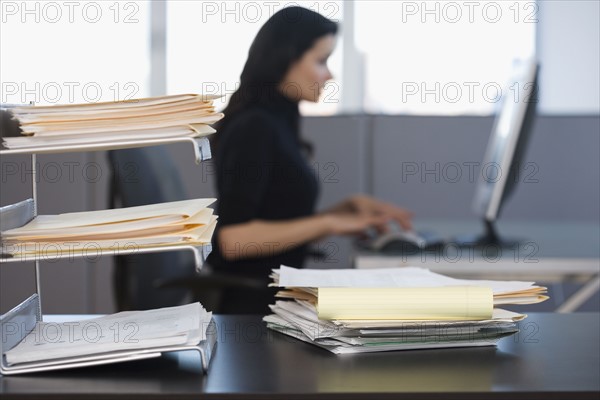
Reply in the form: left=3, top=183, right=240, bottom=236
left=1, top=115, right=598, bottom=314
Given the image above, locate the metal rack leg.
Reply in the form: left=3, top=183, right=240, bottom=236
left=557, top=275, right=600, bottom=313
left=31, top=153, right=42, bottom=318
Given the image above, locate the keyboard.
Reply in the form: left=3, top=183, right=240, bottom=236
left=357, top=228, right=446, bottom=253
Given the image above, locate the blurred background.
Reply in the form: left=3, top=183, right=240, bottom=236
left=1, top=0, right=598, bottom=314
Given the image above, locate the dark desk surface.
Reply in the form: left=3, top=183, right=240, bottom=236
left=1, top=313, right=599, bottom=400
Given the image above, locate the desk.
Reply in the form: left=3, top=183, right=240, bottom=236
left=1, top=313, right=599, bottom=399
left=354, top=219, right=600, bottom=312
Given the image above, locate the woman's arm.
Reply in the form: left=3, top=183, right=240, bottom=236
left=218, top=212, right=386, bottom=261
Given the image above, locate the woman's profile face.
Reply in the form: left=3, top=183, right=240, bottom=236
left=279, top=34, right=336, bottom=103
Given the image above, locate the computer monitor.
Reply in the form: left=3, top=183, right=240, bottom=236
left=458, top=59, right=539, bottom=247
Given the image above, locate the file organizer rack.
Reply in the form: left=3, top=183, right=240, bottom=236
left=0, top=136, right=212, bottom=165
left=0, top=294, right=217, bottom=375
left=0, top=139, right=213, bottom=304
left=0, top=108, right=217, bottom=374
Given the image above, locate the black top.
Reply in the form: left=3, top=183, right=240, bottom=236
left=207, top=90, right=319, bottom=280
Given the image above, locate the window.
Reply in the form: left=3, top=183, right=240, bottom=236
left=1, top=1, right=151, bottom=106
left=166, top=0, right=344, bottom=116
left=1, top=0, right=536, bottom=115
left=354, top=0, right=536, bottom=115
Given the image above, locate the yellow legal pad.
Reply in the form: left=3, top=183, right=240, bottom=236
left=317, top=286, right=493, bottom=321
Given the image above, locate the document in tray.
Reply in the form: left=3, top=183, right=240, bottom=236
left=21, top=106, right=217, bottom=131
left=9, top=94, right=223, bottom=115
left=0, top=198, right=217, bottom=256
left=2, top=93, right=224, bottom=150
left=2, top=124, right=215, bottom=150
left=21, top=113, right=224, bottom=136
left=3, top=219, right=217, bottom=256
left=2, top=198, right=215, bottom=236
left=4, top=302, right=212, bottom=366
left=13, top=100, right=216, bottom=123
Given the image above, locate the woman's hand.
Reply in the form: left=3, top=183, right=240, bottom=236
left=327, top=194, right=414, bottom=231
left=324, top=212, right=388, bottom=236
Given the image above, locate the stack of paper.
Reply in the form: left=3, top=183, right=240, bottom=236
left=0, top=198, right=217, bottom=256
left=263, top=266, right=549, bottom=354
left=2, top=94, right=224, bottom=149
left=4, top=302, right=213, bottom=369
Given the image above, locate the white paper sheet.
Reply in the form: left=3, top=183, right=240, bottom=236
left=276, top=265, right=537, bottom=295
left=5, top=302, right=212, bottom=365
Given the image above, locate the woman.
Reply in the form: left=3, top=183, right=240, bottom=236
left=207, top=6, right=413, bottom=313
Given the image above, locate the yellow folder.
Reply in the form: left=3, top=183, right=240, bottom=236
left=317, top=286, right=493, bottom=321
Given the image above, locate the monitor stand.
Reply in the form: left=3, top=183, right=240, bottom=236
left=452, top=219, right=522, bottom=248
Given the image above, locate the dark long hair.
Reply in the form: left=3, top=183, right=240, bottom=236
left=213, top=6, right=338, bottom=151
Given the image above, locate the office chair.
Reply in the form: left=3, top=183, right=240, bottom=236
left=108, top=147, right=197, bottom=310
left=108, top=147, right=265, bottom=312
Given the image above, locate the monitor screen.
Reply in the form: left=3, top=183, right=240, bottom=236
left=472, top=59, right=539, bottom=222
